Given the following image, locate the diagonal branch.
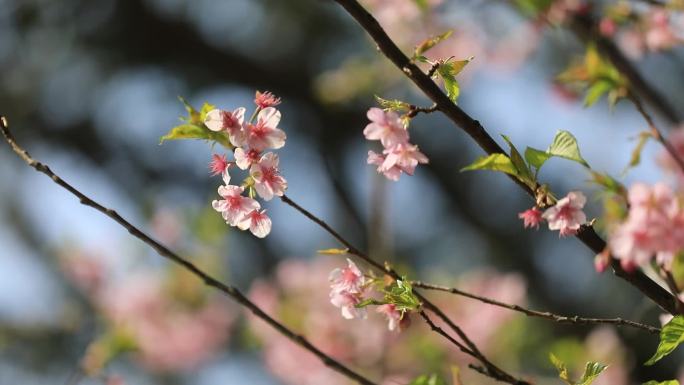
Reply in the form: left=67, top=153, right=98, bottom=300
left=412, top=281, right=661, bottom=334
left=0, top=117, right=379, bottom=385
left=329, top=0, right=678, bottom=315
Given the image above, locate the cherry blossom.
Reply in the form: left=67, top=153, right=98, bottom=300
left=234, top=147, right=261, bottom=170
left=542, top=191, right=587, bottom=237
left=609, top=183, right=684, bottom=270
left=368, top=150, right=402, bottom=181
left=212, top=184, right=259, bottom=226
left=237, top=208, right=272, bottom=238
left=518, top=207, right=543, bottom=229
left=209, top=154, right=230, bottom=176
left=330, top=290, right=367, bottom=320
left=255, top=90, right=281, bottom=109
left=250, top=152, right=288, bottom=200
left=204, top=107, right=245, bottom=140
left=329, top=258, right=366, bottom=295
left=376, top=303, right=402, bottom=331
left=363, top=107, right=409, bottom=148
left=381, top=143, right=429, bottom=176
left=242, top=107, right=287, bottom=151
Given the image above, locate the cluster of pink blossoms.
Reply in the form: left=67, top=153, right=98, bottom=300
left=518, top=191, right=587, bottom=237
left=364, top=108, right=429, bottom=181
left=609, top=183, right=684, bottom=271
left=329, top=259, right=406, bottom=331
left=206, top=91, right=287, bottom=238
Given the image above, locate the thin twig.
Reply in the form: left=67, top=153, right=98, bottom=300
left=330, top=0, right=678, bottom=315
left=407, top=103, right=438, bottom=118
left=0, top=116, right=378, bottom=385
left=413, top=281, right=660, bottom=334
left=628, top=92, right=684, bottom=173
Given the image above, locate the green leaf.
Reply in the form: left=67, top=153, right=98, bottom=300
left=646, top=315, right=684, bottom=366
left=589, top=171, right=626, bottom=196
left=178, top=96, right=201, bottom=124
left=374, top=95, right=411, bottom=113
left=524, top=147, right=551, bottom=171
left=502, top=135, right=533, bottom=184
left=576, top=361, right=608, bottom=385
left=624, top=131, right=652, bottom=172
left=383, top=279, right=421, bottom=312
left=584, top=80, right=613, bottom=107
left=461, top=153, right=518, bottom=176
left=550, top=353, right=570, bottom=384
left=547, top=130, right=590, bottom=168
left=409, top=374, right=447, bottom=385
left=355, top=298, right=384, bottom=308
left=414, top=30, right=453, bottom=58
left=643, top=381, right=680, bottom=385
left=550, top=353, right=607, bottom=385
left=317, top=248, right=350, bottom=255
left=160, top=124, right=232, bottom=149
left=435, top=58, right=472, bottom=103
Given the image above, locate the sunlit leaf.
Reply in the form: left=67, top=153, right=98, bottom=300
left=414, top=30, right=453, bottom=57
left=461, top=153, right=518, bottom=176
left=160, top=124, right=232, bottom=148
left=409, top=373, right=447, bottom=385
left=502, top=135, right=533, bottom=184
left=643, top=381, right=680, bottom=385
left=547, top=130, right=590, bottom=168
left=645, top=315, right=684, bottom=366
left=550, top=353, right=607, bottom=385
left=584, top=80, right=613, bottom=107
left=524, top=147, right=551, bottom=171
left=317, top=248, right=350, bottom=255
left=375, top=95, right=411, bottom=113
left=624, top=131, right=652, bottom=172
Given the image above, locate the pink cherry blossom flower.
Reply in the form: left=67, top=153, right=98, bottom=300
left=376, top=303, right=403, bottom=331
left=234, top=147, right=261, bottom=170
left=242, top=107, right=286, bottom=151
left=381, top=142, right=429, bottom=176
left=204, top=107, right=245, bottom=140
left=330, top=290, right=366, bottom=320
left=209, top=154, right=230, bottom=176
left=255, top=90, right=281, bottom=109
left=212, top=184, right=259, bottom=226
left=609, top=183, right=684, bottom=270
left=363, top=107, right=409, bottom=148
left=542, top=191, right=587, bottom=237
left=518, top=207, right=543, bottom=229
left=599, top=18, right=617, bottom=37
left=250, top=152, right=288, bottom=201
left=329, top=259, right=365, bottom=294
left=237, top=208, right=272, bottom=238
left=368, top=150, right=402, bottom=181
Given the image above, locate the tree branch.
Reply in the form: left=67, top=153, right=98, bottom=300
left=329, top=0, right=678, bottom=315
left=0, top=117, right=379, bottom=385
left=412, top=281, right=661, bottom=334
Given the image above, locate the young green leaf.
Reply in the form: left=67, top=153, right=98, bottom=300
left=374, top=95, right=411, bottom=113
left=317, top=248, right=350, bottom=255
left=547, top=130, right=590, bottom=168
left=384, top=279, right=421, bottom=312
left=160, top=124, right=232, bottom=149
left=502, top=135, right=533, bottom=184
left=414, top=30, right=453, bottom=58
left=434, top=58, right=471, bottom=103
left=576, top=361, right=608, bottom=385
left=461, top=153, right=519, bottom=176
left=524, top=147, right=551, bottom=171
left=624, top=131, right=652, bottom=172
left=550, top=353, right=607, bottom=385
left=643, top=381, right=680, bottom=385
left=409, top=374, right=447, bottom=385
left=584, top=80, right=613, bottom=107
left=645, top=315, right=684, bottom=366
left=178, top=96, right=201, bottom=124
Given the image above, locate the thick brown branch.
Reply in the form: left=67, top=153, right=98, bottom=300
left=413, top=281, right=660, bottom=334
left=0, top=117, right=378, bottom=385
left=330, top=0, right=678, bottom=315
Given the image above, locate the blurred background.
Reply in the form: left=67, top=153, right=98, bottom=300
left=1, top=0, right=684, bottom=384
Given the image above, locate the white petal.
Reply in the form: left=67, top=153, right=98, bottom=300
left=204, top=109, right=225, bottom=132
